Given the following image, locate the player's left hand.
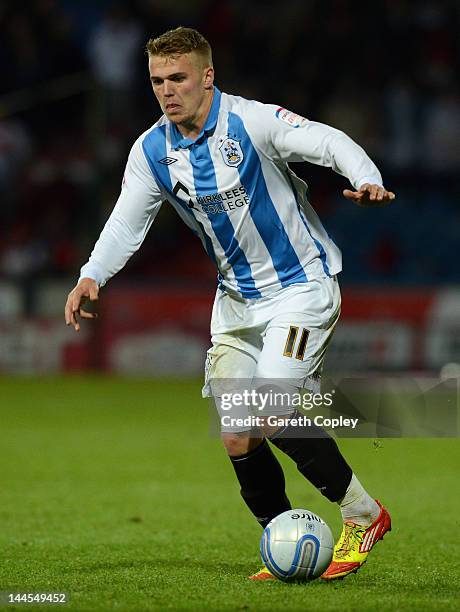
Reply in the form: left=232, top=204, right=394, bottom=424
left=343, top=183, right=395, bottom=207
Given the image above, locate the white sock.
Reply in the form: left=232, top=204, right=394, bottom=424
left=339, top=474, right=380, bottom=526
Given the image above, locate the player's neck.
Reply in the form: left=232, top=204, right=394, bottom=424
left=176, top=88, right=214, bottom=140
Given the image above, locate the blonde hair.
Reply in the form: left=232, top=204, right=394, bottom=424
left=146, top=27, right=212, bottom=68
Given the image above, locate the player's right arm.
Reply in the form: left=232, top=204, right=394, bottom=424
left=65, top=135, right=164, bottom=331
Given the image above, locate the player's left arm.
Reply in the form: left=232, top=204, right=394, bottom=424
left=245, top=103, right=395, bottom=206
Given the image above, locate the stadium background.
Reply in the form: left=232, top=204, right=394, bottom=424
left=1, top=0, right=459, bottom=377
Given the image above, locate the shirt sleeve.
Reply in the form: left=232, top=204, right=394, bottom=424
left=243, top=101, right=383, bottom=190
left=79, top=134, right=164, bottom=287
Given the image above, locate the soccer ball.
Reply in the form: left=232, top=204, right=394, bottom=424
left=260, top=509, right=334, bottom=582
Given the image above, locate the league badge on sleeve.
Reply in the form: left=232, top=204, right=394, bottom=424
left=275, top=107, right=308, bottom=128
left=219, top=137, right=244, bottom=167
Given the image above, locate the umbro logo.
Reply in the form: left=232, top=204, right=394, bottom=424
left=158, top=157, right=178, bottom=165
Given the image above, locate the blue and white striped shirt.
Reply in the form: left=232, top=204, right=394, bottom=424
left=80, top=88, right=382, bottom=298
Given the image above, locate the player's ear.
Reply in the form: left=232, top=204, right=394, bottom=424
left=203, top=65, right=214, bottom=89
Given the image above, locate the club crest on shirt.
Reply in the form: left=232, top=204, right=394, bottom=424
left=219, top=137, right=243, bottom=167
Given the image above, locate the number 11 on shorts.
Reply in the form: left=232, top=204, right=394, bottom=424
left=283, top=326, right=309, bottom=360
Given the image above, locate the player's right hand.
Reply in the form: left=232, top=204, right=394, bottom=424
left=65, top=278, right=99, bottom=332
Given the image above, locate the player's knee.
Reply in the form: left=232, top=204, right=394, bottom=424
left=221, top=433, right=250, bottom=456
left=221, top=432, right=262, bottom=457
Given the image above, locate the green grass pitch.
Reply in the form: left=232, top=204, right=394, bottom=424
left=1, top=376, right=459, bottom=611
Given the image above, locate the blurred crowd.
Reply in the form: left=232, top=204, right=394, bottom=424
left=1, top=0, right=459, bottom=290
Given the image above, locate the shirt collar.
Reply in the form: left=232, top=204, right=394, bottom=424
left=170, top=87, right=221, bottom=150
